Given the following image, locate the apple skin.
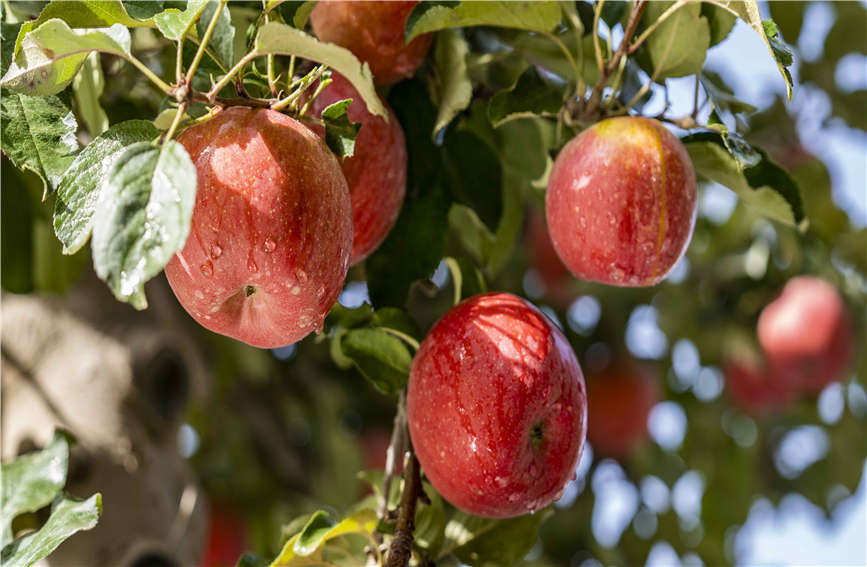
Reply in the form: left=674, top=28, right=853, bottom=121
left=308, top=73, right=407, bottom=265
left=526, top=209, right=574, bottom=308
left=310, top=1, right=433, bottom=85
left=758, top=276, right=853, bottom=393
left=200, top=504, right=246, bottom=567
left=545, top=116, right=697, bottom=286
left=585, top=362, right=659, bottom=458
left=724, top=359, right=794, bottom=416
left=407, top=292, right=587, bottom=518
left=165, top=107, right=352, bottom=349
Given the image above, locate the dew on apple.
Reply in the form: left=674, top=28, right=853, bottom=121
left=263, top=236, right=276, bottom=252
left=200, top=262, right=212, bottom=277
left=209, top=244, right=222, bottom=259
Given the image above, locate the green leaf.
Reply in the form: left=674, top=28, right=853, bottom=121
left=270, top=510, right=377, bottom=565
left=196, top=1, right=234, bottom=68
left=487, top=65, right=561, bottom=127
left=1, top=20, right=131, bottom=96
left=91, top=140, right=197, bottom=309
left=405, top=1, right=562, bottom=43
left=1, top=493, right=101, bottom=567
left=701, top=3, right=736, bottom=46
left=683, top=133, right=806, bottom=230
left=371, top=307, right=421, bottom=339
left=319, top=98, right=361, bottom=160
left=1, top=160, right=34, bottom=293
left=1, top=433, right=69, bottom=547
left=1, top=22, right=21, bottom=75
left=432, top=29, right=472, bottom=135
left=439, top=509, right=552, bottom=565
left=235, top=553, right=268, bottom=567
left=641, top=1, right=710, bottom=80
left=276, top=1, right=317, bottom=29
left=32, top=0, right=151, bottom=28
left=122, top=1, right=164, bottom=21
left=341, top=329, right=412, bottom=394
left=442, top=130, right=502, bottom=232
left=325, top=302, right=374, bottom=333
left=255, top=22, right=386, bottom=118
left=54, top=119, right=160, bottom=255
left=0, top=89, right=78, bottom=193
left=72, top=52, right=108, bottom=137
left=703, top=1, right=795, bottom=99
left=153, top=0, right=208, bottom=41
left=700, top=71, right=757, bottom=115
left=762, top=19, right=793, bottom=66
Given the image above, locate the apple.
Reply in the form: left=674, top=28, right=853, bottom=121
left=757, top=276, right=853, bottom=393
left=307, top=73, right=407, bottom=265
left=407, top=292, right=587, bottom=518
left=724, top=358, right=794, bottom=416
left=585, top=361, right=658, bottom=458
left=200, top=503, right=246, bottom=567
left=525, top=209, right=574, bottom=307
left=310, top=1, right=433, bottom=85
left=545, top=116, right=697, bottom=286
left=165, top=107, right=352, bottom=349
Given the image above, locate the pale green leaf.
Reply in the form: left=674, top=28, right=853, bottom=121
left=54, top=120, right=161, bottom=255
left=642, top=1, right=710, bottom=80
left=406, top=1, right=562, bottom=43
left=255, top=22, right=386, bottom=118
left=270, top=510, right=377, bottom=565
left=153, top=0, right=208, bottom=41
left=433, top=29, right=472, bottom=135
left=91, top=140, right=197, bottom=308
left=1, top=20, right=131, bottom=96
left=341, top=329, right=412, bottom=394
left=72, top=52, right=108, bottom=137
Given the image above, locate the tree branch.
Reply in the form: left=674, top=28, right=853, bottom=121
left=385, top=450, right=421, bottom=567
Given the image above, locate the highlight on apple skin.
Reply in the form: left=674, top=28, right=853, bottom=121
left=546, top=116, right=697, bottom=287
left=407, top=292, right=587, bottom=518
left=165, top=107, right=352, bottom=349
left=307, top=73, right=407, bottom=265
left=757, top=275, right=854, bottom=394
left=310, top=1, right=433, bottom=85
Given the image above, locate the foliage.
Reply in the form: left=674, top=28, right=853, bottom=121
left=1, top=1, right=864, bottom=566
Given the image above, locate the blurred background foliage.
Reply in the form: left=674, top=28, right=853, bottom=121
left=1, top=1, right=865, bottom=566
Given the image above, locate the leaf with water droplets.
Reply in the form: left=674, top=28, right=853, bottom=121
left=91, top=140, right=197, bottom=309
left=438, top=508, right=552, bottom=565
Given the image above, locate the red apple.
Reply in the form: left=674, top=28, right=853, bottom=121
left=546, top=116, right=697, bottom=286
left=165, top=107, right=352, bottom=348
left=307, top=73, right=407, bottom=265
left=758, top=276, right=853, bottom=393
left=525, top=209, right=574, bottom=307
left=407, top=292, right=587, bottom=518
left=585, top=361, right=658, bottom=458
left=724, top=358, right=794, bottom=416
left=200, top=503, right=246, bottom=567
left=310, top=1, right=433, bottom=85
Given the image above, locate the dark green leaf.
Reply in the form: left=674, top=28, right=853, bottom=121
left=600, top=0, right=628, bottom=27
left=122, top=0, right=164, bottom=20
left=371, top=307, right=421, bottom=339
left=1, top=22, right=21, bottom=75
left=1, top=493, right=101, bottom=567
left=341, top=329, right=412, bottom=394
left=701, top=3, right=736, bottom=46
left=196, top=1, right=234, bottom=68
left=487, top=65, right=561, bottom=127
left=54, top=120, right=161, bottom=255
left=325, top=302, right=373, bottom=333
left=453, top=256, right=487, bottom=300
left=235, top=553, right=267, bottom=567
left=91, top=140, right=197, bottom=309
left=1, top=432, right=69, bottom=547
left=641, top=1, right=710, bottom=80
left=277, top=1, right=317, bottom=29
left=683, top=132, right=806, bottom=230
left=442, top=130, right=502, bottom=232
left=320, top=98, right=361, bottom=159
left=405, top=0, right=562, bottom=43
left=439, top=509, right=552, bottom=565
left=762, top=19, right=793, bottom=66
left=0, top=88, right=78, bottom=193
left=1, top=160, right=34, bottom=293
left=433, top=29, right=472, bottom=135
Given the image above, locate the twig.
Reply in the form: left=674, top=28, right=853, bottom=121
left=691, top=74, right=701, bottom=119
left=190, top=91, right=272, bottom=108
left=380, top=391, right=409, bottom=520
left=385, top=451, right=421, bottom=567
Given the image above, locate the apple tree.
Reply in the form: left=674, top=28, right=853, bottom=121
left=2, top=1, right=865, bottom=566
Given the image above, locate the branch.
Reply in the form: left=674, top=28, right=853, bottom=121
left=385, top=451, right=422, bottom=567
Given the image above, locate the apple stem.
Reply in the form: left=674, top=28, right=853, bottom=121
left=385, top=451, right=422, bottom=567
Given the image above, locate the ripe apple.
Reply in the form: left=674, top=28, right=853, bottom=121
left=200, top=503, right=246, bottom=567
left=525, top=209, right=574, bottom=307
left=724, top=358, right=794, bottom=416
left=307, top=73, right=407, bottom=265
left=757, top=276, right=853, bottom=393
left=310, top=1, right=433, bottom=85
left=545, top=116, right=697, bottom=286
left=407, top=292, right=587, bottom=518
left=164, top=107, right=352, bottom=348
left=585, top=361, right=658, bottom=458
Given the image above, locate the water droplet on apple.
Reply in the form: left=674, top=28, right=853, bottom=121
left=209, top=244, right=222, bottom=259
left=263, top=236, right=276, bottom=252
left=316, top=285, right=325, bottom=299
left=296, top=269, right=308, bottom=284
left=508, top=493, right=520, bottom=502
left=248, top=258, right=258, bottom=273
left=200, top=261, right=213, bottom=277
left=609, top=266, right=624, bottom=282
left=494, top=476, right=507, bottom=488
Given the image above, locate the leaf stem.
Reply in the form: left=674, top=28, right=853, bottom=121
left=125, top=54, right=173, bottom=94
left=592, top=0, right=605, bottom=74
left=206, top=50, right=260, bottom=103
left=378, top=328, right=421, bottom=352
left=162, top=101, right=188, bottom=144
left=185, top=0, right=228, bottom=84
left=176, top=40, right=183, bottom=84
